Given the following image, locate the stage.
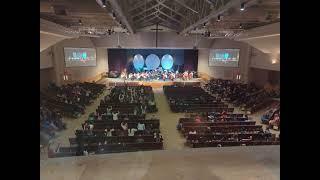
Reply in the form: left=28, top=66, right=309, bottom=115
left=104, top=78, right=203, bottom=88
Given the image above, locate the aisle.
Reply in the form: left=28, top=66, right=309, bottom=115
left=150, top=88, right=187, bottom=150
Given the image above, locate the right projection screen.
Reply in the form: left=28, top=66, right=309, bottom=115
left=209, top=49, right=240, bottom=67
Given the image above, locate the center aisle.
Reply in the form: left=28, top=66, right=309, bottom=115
left=150, top=88, right=186, bottom=150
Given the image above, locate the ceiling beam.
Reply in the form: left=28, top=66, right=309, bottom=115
left=132, top=2, right=163, bottom=19
left=108, top=0, right=135, bottom=34
left=134, top=11, right=159, bottom=24
left=158, top=11, right=181, bottom=24
left=136, top=15, right=159, bottom=25
left=173, top=0, right=199, bottom=14
left=157, top=16, right=177, bottom=27
left=129, top=0, right=154, bottom=12
left=156, top=0, right=186, bottom=18
left=180, top=0, right=257, bottom=34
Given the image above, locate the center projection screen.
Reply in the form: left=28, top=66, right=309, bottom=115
left=209, top=49, right=240, bottom=67
left=64, top=47, right=97, bottom=67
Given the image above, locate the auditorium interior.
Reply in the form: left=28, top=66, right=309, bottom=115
left=40, top=0, right=280, bottom=179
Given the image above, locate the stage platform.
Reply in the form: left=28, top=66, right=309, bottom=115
left=105, top=78, right=203, bottom=88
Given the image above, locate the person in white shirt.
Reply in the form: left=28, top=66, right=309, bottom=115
left=119, top=94, right=124, bottom=103
left=107, top=106, right=112, bottom=116
left=83, top=150, right=89, bottom=156
left=104, top=128, right=115, bottom=137
left=121, top=122, right=128, bottom=131
left=128, top=128, right=137, bottom=136
left=137, top=122, right=145, bottom=135
left=88, top=124, right=94, bottom=131
left=112, top=111, right=119, bottom=121
left=188, top=129, right=197, bottom=135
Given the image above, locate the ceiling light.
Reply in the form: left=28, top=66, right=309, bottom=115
left=240, top=3, right=245, bottom=11
left=102, top=0, right=106, bottom=8
left=217, top=15, right=221, bottom=22
left=203, top=22, right=207, bottom=28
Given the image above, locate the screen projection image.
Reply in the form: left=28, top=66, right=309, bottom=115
left=64, top=48, right=97, bottom=67
left=209, top=49, right=240, bottom=67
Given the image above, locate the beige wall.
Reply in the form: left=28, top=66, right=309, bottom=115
left=91, top=32, right=212, bottom=49
left=248, top=68, right=280, bottom=88
left=44, top=33, right=278, bottom=86
left=197, top=39, right=251, bottom=82
left=40, top=47, right=53, bottom=69
left=52, top=37, right=108, bottom=85
left=40, top=68, right=55, bottom=90
left=250, top=47, right=280, bottom=71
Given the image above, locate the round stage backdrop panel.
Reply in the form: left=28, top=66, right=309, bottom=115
left=145, top=54, right=160, bottom=70
left=161, top=54, right=174, bottom=70
left=133, top=54, right=145, bottom=70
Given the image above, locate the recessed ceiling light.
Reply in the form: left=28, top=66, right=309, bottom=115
left=102, top=0, right=106, bottom=8
left=240, top=3, right=245, bottom=11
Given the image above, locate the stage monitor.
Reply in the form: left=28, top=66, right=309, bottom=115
left=64, top=47, right=96, bottom=67
left=209, top=49, right=239, bottom=67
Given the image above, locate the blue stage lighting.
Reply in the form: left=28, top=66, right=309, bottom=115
left=133, top=54, right=144, bottom=70
left=145, top=54, right=160, bottom=70
left=161, top=54, right=174, bottom=70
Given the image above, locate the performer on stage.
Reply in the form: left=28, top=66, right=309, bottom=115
left=169, top=72, right=175, bottom=81
left=188, top=71, right=193, bottom=80
left=183, top=71, right=189, bottom=81
left=120, top=69, right=127, bottom=80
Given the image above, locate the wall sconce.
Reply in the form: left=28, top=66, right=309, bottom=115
left=271, top=59, right=277, bottom=64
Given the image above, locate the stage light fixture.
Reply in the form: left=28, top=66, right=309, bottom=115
left=203, top=22, right=207, bottom=28
left=217, top=15, right=221, bottom=21
left=108, top=29, right=111, bottom=35
left=78, top=20, right=82, bottom=25
left=102, top=0, right=106, bottom=8
left=240, top=3, right=245, bottom=11
left=112, top=12, right=116, bottom=19
left=239, top=23, right=242, bottom=28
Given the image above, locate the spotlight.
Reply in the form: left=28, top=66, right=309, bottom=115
left=102, top=0, right=106, bottom=8
left=119, top=21, right=122, bottom=25
left=217, top=15, right=221, bottom=22
left=203, top=22, right=207, bottom=28
left=240, top=2, right=245, bottom=11
left=108, top=29, right=111, bottom=35
left=112, top=12, right=116, bottom=19
left=239, top=23, right=242, bottom=28
left=78, top=20, right=82, bottom=25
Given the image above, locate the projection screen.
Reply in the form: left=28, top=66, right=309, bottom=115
left=64, top=47, right=96, bottom=67
left=209, top=49, right=240, bottom=67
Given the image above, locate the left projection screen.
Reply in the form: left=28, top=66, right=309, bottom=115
left=64, top=48, right=97, bottom=67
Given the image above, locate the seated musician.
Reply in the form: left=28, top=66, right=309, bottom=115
left=120, top=71, right=127, bottom=79
left=128, top=73, right=133, bottom=80
left=169, top=72, right=175, bottom=81
left=188, top=71, right=193, bottom=80
left=182, top=71, right=188, bottom=80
